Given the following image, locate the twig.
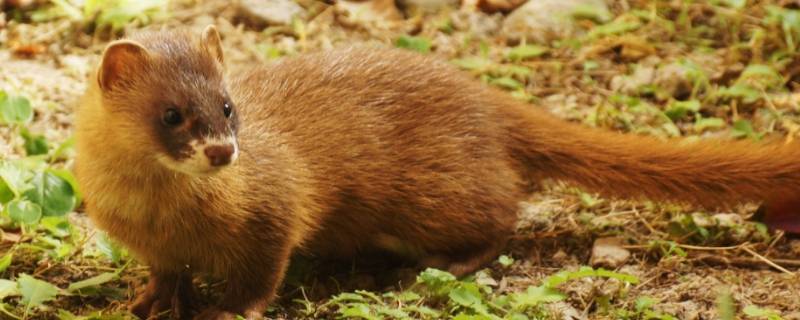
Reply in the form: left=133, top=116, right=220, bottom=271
left=622, top=244, right=741, bottom=251
left=740, top=245, right=795, bottom=275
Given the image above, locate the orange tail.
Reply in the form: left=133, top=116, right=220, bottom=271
left=502, top=102, right=800, bottom=210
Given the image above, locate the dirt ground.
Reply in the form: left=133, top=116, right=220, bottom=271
left=1, top=0, right=799, bottom=319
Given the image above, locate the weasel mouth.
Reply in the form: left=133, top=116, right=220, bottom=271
left=157, top=135, right=238, bottom=176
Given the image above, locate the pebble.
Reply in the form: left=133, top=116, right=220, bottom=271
left=501, top=0, right=610, bottom=43
left=590, top=237, right=630, bottom=268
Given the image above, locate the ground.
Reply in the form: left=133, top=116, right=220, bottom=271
left=0, top=0, right=799, bottom=319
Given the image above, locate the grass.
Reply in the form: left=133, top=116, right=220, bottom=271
left=1, top=0, right=799, bottom=319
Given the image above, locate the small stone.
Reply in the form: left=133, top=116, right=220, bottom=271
left=610, top=65, right=655, bottom=95
left=335, top=0, right=403, bottom=28
left=691, top=212, right=715, bottom=228
left=654, top=62, right=694, bottom=99
left=501, top=0, right=610, bottom=43
left=399, top=0, right=459, bottom=13
left=552, top=249, right=568, bottom=263
left=590, top=237, right=630, bottom=268
left=546, top=301, right=583, bottom=320
left=236, top=0, right=307, bottom=27
left=790, top=239, right=800, bottom=255
left=660, top=301, right=701, bottom=320
left=712, top=213, right=743, bottom=227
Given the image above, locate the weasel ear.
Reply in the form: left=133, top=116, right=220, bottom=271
left=201, top=25, right=224, bottom=65
left=98, top=40, right=149, bottom=92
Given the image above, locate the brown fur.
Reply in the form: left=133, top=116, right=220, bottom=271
left=75, top=27, right=800, bottom=319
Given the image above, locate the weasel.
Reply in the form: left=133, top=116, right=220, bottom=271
left=74, top=26, right=800, bottom=319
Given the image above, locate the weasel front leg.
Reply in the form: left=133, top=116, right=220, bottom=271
left=194, top=248, right=292, bottom=320
left=131, top=269, right=197, bottom=319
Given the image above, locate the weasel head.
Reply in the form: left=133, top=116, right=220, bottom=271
left=93, top=25, right=240, bottom=177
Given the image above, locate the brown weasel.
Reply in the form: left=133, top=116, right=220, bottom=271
left=74, top=25, right=800, bottom=320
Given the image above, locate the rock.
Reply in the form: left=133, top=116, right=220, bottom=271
left=546, top=301, right=583, bottom=320
left=691, top=212, right=715, bottom=228
left=400, top=0, right=459, bottom=12
left=590, top=237, right=630, bottom=268
left=501, top=0, right=610, bottom=43
left=660, top=301, right=701, bottom=320
left=653, top=61, right=694, bottom=99
left=517, top=201, right=557, bottom=230
left=451, top=10, right=502, bottom=38
left=790, top=239, right=800, bottom=256
left=785, top=311, right=800, bottom=320
left=712, top=213, right=743, bottom=227
left=551, top=249, right=569, bottom=263
left=610, top=65, right=655, bottom=95
left=335, top=0, right=403, bottom=28
left=236, top=0, right=307, bottom=27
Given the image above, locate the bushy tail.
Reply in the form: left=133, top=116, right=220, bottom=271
left=501, top=102, right=800, bottom=208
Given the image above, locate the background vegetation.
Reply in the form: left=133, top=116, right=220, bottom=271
left=0, top=0, right=799, bottom=319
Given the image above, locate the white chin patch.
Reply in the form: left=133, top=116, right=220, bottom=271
left=157, top=135, right=239, bottom=176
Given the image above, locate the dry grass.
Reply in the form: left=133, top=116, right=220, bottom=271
left=1, top=0, right=799, bottom=319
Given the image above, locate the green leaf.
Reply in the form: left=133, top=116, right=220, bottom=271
left=0, top=95, right=33, bottom=124
left=453, top=313, right=493, bottom=320
left=395, top=291, right=421, bottom=302
left=588, top=17, right=642, bottom=38
left=498, top=255, right=514, bottom=267
left=731, top=119, right=762, bottom=140
left=635, top=296, right=657, bottom=312
left=18, top=273, right=61, bottom=307
left=489, top=77, right=524, bottom=90
left=578, top=192, right=601, bottom=208
left=330, top=292, right=366, bottom=303
left=395, top=36, right=431, bottom=53
left=722, top=0, right=746, bottom=9
left=451, top=57, right=493, bottom=72
left=694, top=117, right=726, bottom=132
left=571, top=3, right=612, bottom=22
left=40, top=216, right=72, bottom=238
left=449, top=283, right=485, bottom=309
left=0, top=161, right=33, bottom=197
left=95, top=232, right=126, bottom=263
left=339, top=303, right=378, bottom=320
left=496, top=64, right=532, bottom=77
left=91, top=0, right=168, bottom=32
left=51, top=136, right=76, bottom=162
left=716, top=84, right=761, bottom=104
left=0, top=179, right=12, bottom=204
left=20, top=128, right=49, bottom=156
left=24, top=171, right=77, bottom=216
left=67, top=272, right=117, bottom=293
left=0, top=253, right=11, bottom=273
left=416, top=268, right=456, bottom=296
left=738, top=64, right=784, bottom=90
left=0, top=279, right=18, bottom=299
left=512, top=285, right=565, bottom=309
left=48, top=169, right=82, bottom=206
left=506, top=44, right=548, bottom=62
left=743, top=305, right=783, bottom=320
left=716, top=290, right=735, bottom=320
left=6, top=199, right=42, bottom=225
left=664, top=100, right=701, bottom=121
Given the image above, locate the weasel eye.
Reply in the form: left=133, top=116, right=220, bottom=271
left=223, top=102, right=232, bottom=118
left=162, top=108, right=183, bottom=126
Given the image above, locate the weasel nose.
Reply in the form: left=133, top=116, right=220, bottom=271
left=204, top=144, right=235, bottom=167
